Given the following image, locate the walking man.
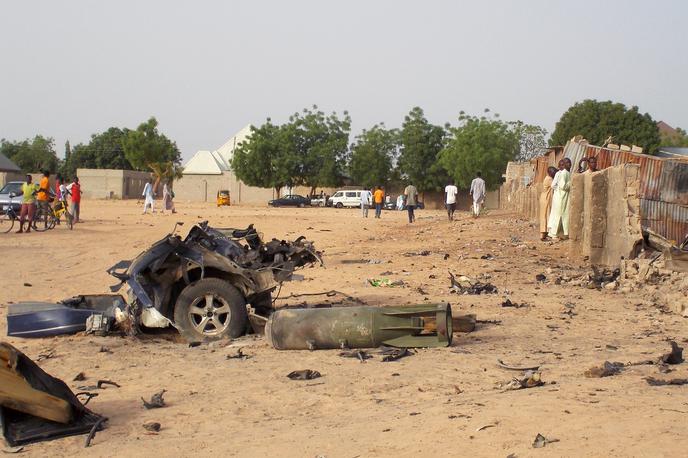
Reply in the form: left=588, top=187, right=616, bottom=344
left=17, top=174, right=38, bottom=233
left=404, top=181, right=418, bottom=223
left=373, top=186, right=384, bottom=218
left=67, top=176, right=82, bottom=223
left=469, top=172, right=486, bottom=217
left=444, top=179, right=458, bottom=221
left=162, top=182, right=176, bottom=214
left=360, top=188, right=372, bottom=217
left=142, top=179, right=155, bottom=214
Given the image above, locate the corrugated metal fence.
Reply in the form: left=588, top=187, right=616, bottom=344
left=531, top=141, right=688, bottom=245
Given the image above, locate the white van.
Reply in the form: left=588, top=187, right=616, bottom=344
left=328, top=189, right=366, bottom=208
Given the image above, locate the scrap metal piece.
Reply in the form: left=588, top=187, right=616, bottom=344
left=266, top=304, right=452, bottom=350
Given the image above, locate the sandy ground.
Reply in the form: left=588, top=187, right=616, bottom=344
left=1, top=200, right=687, bottom=457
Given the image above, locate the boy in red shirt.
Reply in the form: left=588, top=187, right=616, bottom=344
left=67, top=176, right=82, bottom=223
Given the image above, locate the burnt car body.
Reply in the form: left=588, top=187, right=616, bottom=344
left=107, top=222, right=321, bottom=342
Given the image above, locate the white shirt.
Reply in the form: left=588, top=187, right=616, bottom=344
left=470, top=177, right=486, bottom=201
left=445, top=185, right=458, bottom=204
left=360, top=190, right=371, bottom=205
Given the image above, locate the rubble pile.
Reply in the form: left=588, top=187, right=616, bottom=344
left=618, top=258, right=688, bottom=317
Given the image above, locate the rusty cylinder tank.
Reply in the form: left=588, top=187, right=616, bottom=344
left=265, top=304, right=452, bottom=350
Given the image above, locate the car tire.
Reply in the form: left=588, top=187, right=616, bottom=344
left=298, top=203, right=305, bottom=208
left=173, top=278, right=247, bottom=342
left=335, top=203, right=343, bottom=208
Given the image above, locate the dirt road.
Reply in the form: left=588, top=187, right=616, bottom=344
left=1, top=200, right=686, bottom=457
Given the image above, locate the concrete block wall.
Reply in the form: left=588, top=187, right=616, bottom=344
left=568, top=164, right=643, bottom=266
left=76, top=168, right=152, bottom=199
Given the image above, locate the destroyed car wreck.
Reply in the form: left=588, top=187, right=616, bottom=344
left=9, top=222, right=321, bottom=342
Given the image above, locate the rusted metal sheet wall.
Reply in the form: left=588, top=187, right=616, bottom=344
left=640, top=199, right=688, bottom=245
left=659, top=161, right=688, bottom=206
left=554, top=140, right=688, bottom=245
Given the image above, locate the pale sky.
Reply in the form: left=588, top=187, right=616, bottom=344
left=1, top=0, right=686, bottom=161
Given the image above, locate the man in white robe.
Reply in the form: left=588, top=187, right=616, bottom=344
left=469, top=172, right=486, bottom=217
left=547, top=159, right=572, bottom=238
left=142, top=179, right=155, bottom=214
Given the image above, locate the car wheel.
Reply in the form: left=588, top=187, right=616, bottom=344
left=173, top=278, right=248, bottom=342
left=335, top=203, right=343, bottom=208
left=298, top=203, right=305, bottom=208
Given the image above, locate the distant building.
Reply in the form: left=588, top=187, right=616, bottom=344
left=0, top=152, right=23, bottom=188
left=175, top=125, right=278, bottom=204
left=657, top=120, right=678, bottom=138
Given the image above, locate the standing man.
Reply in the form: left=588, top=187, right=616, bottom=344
left=404, top=181, right=418, bottom=224
left=578, top=156, right=598, bottom=174
left=444, top=179, right=458, bottom=221
left=36, top=170, right=51, bottom=222
left=67, top=176, right=82, bottom=223
left=373, top=186, right=384, bottom=218
left=360, top=188, right=372, bottom=218
left=547, top=159, right=572, bottom=239
left=142, top=179, right=155, bottom=214
left=469, top=172, right=486, bottom=217
left=17, top=174, right=38, bottom=233
left=539, top=167, right=557, bottom=241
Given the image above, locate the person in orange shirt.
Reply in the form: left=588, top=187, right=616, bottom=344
left=36, top=171, right=51, bottom=221
left=373, top=186, right=384, bottom=218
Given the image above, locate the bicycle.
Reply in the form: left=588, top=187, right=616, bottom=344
left=1, top=204, right=19, bottom=233
left=33, top=198, right=73, bottom=231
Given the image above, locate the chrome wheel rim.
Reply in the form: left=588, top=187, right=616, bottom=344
left=188, top=294, right=231, bottom=336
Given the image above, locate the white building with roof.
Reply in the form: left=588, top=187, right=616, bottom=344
left=174, top=125, right=278, bottom=203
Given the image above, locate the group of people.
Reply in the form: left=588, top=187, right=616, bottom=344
left=358, top=172, right=487, bottom=224
left=444, top=172, right=486, bottom=222
left=141, top=179, right=176, bottom=214
left=539, top=155, right=598, bottom=241
left=16, top=171, right=82, bottom=233
left=359, top=182, right=419, bottom=223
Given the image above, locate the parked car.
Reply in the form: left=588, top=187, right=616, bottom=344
left=0, top=181, right=24, bottom=214
left=310, top=195, right=327, bottom=207
left=384, top=195, right=425, bottom=211
left=268, top=194, right=311, bottom=207
left=328, top=190, right=366, bottom=208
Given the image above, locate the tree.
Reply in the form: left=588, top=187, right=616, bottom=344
left=398, top=107, right=447, bottom=191
left=550, top=100, right=661, bottom=153
left=509, top=121, right=548, bottom=161
left=122, top=117, right=181, bottom=187
left=0, top=135, right=59, bottom=173
left=61, top=127, right=132, bottom=179
left=231, top=120, right=293, bottom=196
left=64, top=140, right=71, bottom=162
left=439, top=113, right=519, bottom=190
left=286, top=106, right=351, bottom=195
left=348, top=124, right=399, bottom=188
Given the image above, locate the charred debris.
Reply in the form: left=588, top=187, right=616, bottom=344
left=9, top=222, right=322, bottom=343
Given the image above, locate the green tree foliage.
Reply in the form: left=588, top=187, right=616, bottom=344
left=550, top=100, right=661, bottom=153
left=232, top=107, right=351, bottom=196
left=231, top=120, right=293, bottom=196
left=348, top=124, right=399, bottom=188
left=398, top=107, right=447, bottom=191
left=122, top=117, right=181, bottom=172
left=287, top=106, right=351, bottom=194
left=509, top=121, right=548, bottom=161
left=0, top=136, right=59, bottom=173
left=660, top=126, right=688, bottom=147
left=439, top=114, right=519, bottom=190
left=60, top=127, right=132, bottom=179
